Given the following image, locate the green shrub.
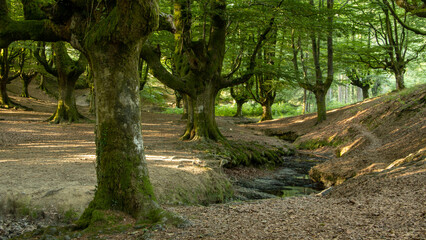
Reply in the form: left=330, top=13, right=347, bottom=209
left=163, top=107, right=184, bottom=115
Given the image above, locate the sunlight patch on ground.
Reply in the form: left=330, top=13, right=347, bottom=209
left=0, top=160, right=18, bottom=163
left=393, top=168, right=426, bottom=178
left=339, top=138, right=361, bottom=156
left=145, top=154, right=199, bottom=163
left=337, top=109, right=367, bottom=125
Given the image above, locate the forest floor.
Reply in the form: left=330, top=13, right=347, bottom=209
left=0, top=81, right=425, bottom=239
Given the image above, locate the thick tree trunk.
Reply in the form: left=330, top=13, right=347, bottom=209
left=181, top=85, right=224, bottom=141
left=78, top=45, right=160, bottom=226
left=260, top=99, right=273, bottom=122
left=47, top=42, right=86, bottom=123
left=314, top=90, right=327, bottom=123
left=47, top=75, right=82, bottom=123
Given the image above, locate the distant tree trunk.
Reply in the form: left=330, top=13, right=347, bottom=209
left=261, top=98, right=273, bottom=121
left=230, top=85, right=250, bottom=118
left=372, top=81, right=381, bottom=96
left=302, top=89, right=307, bottom=115
left=47, top=42, right=87, bottom=123
left=395, top=71, right=405, bottom=90
left=234, top=99, right=245, bottom=117
left=139, top=59, right=149, bottom=91
left=314, top=90, right=327, bottom=123
left=20, top=72, right=37, bottom=98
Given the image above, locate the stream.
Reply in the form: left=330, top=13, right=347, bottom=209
left=233, top=155, right=326, bottom=200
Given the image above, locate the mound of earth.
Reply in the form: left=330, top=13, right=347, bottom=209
left=248, top=84, right=426, bottom=187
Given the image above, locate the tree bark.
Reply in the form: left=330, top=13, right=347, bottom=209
left=79, top=43, right=160, bottom=226
left=361, top=85, right=370, bottom=99
left=20, top=75, right=30, bottom=98
left=44, top=42, right=87, bottom=123
left=20, top=73, right=37, bottom=98
left=0, top=77, right=9, bottom=106
left=181, top=85, right=224, bottom=141
left=0, top=0, right=167, bottom=229
left=260, top=99, right=273, bottom=121
left=314, top=90, right=327, bottom=123
left=48, top=74, right=82, bottom=123
left=302, top=89, right=307, bottom=115
left=234, top=100, right=245, bottom=118
left=395, top=71, right=405, bottom=90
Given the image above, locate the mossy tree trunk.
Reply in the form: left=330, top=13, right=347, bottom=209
left=394, top=70, right=405, bottom=91
left=261, top=98, right=274, bottom=121
left=0, top=47, right=19, bottom=108
left=181, top=82, right=224, bottom=141
left=0, top=0, right=171, bottom=227
left=314, top=89, right=327, bottom=123
left=78, top=43, right=161, bottom=226
left=250, top=46, right=278, bottom=122
left=0, top=76, right=9, bottom=106
left=47, top=42, right=87, bottom=123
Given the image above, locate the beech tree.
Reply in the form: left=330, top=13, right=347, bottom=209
left=346, top=69, right=372, bottom=99
left=142, top=0, right=279, bottom=141
left=291, top=0, right=335, bottom=123
left=35, top=42, right=87, bottom=123
left=17, top=46, right=38, bottom=98
left=230, top=83, right=251, bottom=118
left=353, top=0, right=425, bottom=90
left=0, top=0, right=172, bottom=227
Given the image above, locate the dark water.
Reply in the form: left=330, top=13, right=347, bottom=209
left=234, top=156, right=325, bottom=200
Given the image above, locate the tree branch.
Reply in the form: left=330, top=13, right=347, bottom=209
left=141, top=43, right=192, bottom=96
left=383, top=0, right=426, bottom=35
left=221, top=0, right=284, bottom=88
